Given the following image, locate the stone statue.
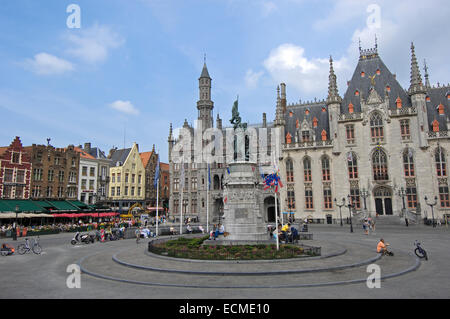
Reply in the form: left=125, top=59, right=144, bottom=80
left=230, top=98, right=249, bottom=161
left=230, top=98, right=247, bottom=130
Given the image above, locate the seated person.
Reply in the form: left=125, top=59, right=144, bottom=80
left=218, top=224, right=225, bottom=235
left=281, top=223, right=291, bottom=242
left=186, top=224, right=193, bottom=234
left=198, top=225, right=205, bottom=234
left=290, top=226, right=299, bottom=242
left=377, top=238, right=392, bottom=255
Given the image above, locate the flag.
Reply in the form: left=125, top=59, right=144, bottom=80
left=224, top=196, right=227, bottom=204
left=153, top=155, right=160, bottom=188
left=227, top=167, right=230, bottom=175
left=347, top=152, right=353, bottom=162
left=208, top=163, right=211, bottom=190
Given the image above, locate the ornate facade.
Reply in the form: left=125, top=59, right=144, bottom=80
left=278, top=43, right=450, bottom=223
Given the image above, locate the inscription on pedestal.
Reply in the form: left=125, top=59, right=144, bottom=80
left=235, top=208, right=248, bottom=219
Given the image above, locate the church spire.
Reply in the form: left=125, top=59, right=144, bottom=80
left=409, top=42, right=426, bottom=94
left=424, top=59, right=431, bottom=88
left=326, top=56, right=342, bottom=104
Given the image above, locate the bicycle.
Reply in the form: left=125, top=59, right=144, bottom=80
left=414, top=240, right=428, bottom=260
left=18, top=237, right=42, bottom=255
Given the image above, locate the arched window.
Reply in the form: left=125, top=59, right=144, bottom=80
left=435, top=147, right=447, bottom=177
left=370, top=113, right=384, bottom=142
left=303, top=157, right=312, bottom=182
left=321, top=156, right=330, bottom=181
left=347, top=152, right=358, bottom=180
left=403, top=149, right=415, bottom=177
left=287, top=190, right=296, bottom=210
left=372, top=148, right=389, bottom=181
left=286, top=159, right=294, bottom=183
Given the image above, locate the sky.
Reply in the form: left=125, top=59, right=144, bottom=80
left=0, top=0, right=449, bottom=162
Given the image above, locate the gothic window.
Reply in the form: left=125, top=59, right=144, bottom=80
left=323, top=188, right=332, bottom=209
left=372, top=148, right=389, bottom=181
left=350, top=188, right=361, bottom=209
left=439, top=186, right=450, bottom=208
left=406, top=187, right=418, bottom=208
left=287, top=190, right=296, bottom=210
left=347, top=152, right=358, bottom=180
left=305, top=189, right=313, bottom=209
left=370, top=113, right=384, bottom=142
left=303, top=157, right=312, bottom=182
left=302, top=131, right=310, bottom=142
left=435, top=147, right=447, bottom=177
left=403, top=149, right=415, bottom=177
left=346, top=125, right=355, bottom=144
left=321, top=156, right=330, bottom=181
left=286, top=159, right=294, bottom=183
left=400, top=120, right=411, bottom=140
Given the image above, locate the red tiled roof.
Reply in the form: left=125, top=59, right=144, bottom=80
left=0, top=147, right=7, bottom=156
left=160, top=162, right=169, bottom=171
left=74, top=147, right=96, bottom=160
left=139, top=151, right=153, bottom=168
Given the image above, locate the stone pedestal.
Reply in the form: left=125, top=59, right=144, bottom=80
left=221, top=161, right=267, bottom=242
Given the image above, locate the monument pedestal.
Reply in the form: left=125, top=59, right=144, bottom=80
left=221, top=161, right=267, bottom=242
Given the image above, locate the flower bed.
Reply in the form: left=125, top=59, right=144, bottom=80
left=149, top=236, right=313, bottom=260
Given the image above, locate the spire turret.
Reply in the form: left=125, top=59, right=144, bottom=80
left=326, top=56, right=342, bottom=104
left=409, top=42, right=426, bottom=94
left=424, top=59, right=431, bottom=88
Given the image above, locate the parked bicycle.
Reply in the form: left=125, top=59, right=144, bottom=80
left=414, top=240, right=428, bottom=260
left=18, top=237, right=42, bottom=255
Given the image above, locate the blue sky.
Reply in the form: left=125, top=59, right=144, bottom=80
left=1, top=0, right=449, bottom=162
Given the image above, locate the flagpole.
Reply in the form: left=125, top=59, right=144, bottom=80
left=275, top=188, right=279, bottom=251
left=180, top=190, right=183, bottom=235
left=206, top=175, right=209, bottom=234
left=156, top=175, right=159, bottom=237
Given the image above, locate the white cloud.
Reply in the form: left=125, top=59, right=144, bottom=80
left=22, top=53, right=74, bottom=75
left=108, top=100, right=139, bottom=115
left=245, top=69, right=264, bottom=88
left=65, top=24, right=125, bottom=64
left=263, top=44, right=350, bottom=95
left=261, top=1, right=277, bottom=17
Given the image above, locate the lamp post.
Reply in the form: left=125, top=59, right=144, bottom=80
left=14, top=205, right=20, bottom=241
left=424, top=195, right=438, bottom=228
left=334, top=197, right=345, bottom=227
left=361, top=188, right=369, bottom=212
left=347, top=195, right=354, bottom=233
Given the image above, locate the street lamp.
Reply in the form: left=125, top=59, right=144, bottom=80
left=14, top=205, right=20, bottom=241
left=360, top=188, right=369, bottom=212
left=347, top=195, right=354, bottom=233
left=397, top=187, right=407, bottom=215
left=424, top=195, right=438, bottom=228
left=334, top=197, right=345, bottom=226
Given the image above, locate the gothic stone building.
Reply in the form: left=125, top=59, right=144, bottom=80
left=277, top=43, right=450, bottom=223
left=168, top=63, right=279, bottom=223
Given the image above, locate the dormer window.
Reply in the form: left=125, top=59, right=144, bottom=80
left=426, top=96, right=431, bottom=102
left=355, top=90, right=359, bottom=96
left=313, top=117, right=318, bottom=128
left=296, top=118, right=299, bottom=128
left=438, top=104, right=445, bottom=115
left=302, top=131, right=310, bottom=142
left=376, top=69, right=381, bottom=75
left=286, top=132, right=292, bottom=144
left=305, top=109, right=310, bottom=115
left=361, top=71, right=365, bottom=77
left=321, top=130, right=327, bottom=141
left=396, top=97, right=402, bottom=109
left=348, top=102, right=354, bottom=114
left=322, top=107, right=326, bottom=113
left=432, top=120, right=440, bottom=132
left=386, top=86, right=391, bottom=93
left=289, top=111, right=293, bottom=117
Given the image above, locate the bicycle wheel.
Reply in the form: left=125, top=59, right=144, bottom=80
left=32, top=244, right=42, bottom=255
left=17, top=244, right=27, bottom=255
left=414, top=248, right=425, bottom=259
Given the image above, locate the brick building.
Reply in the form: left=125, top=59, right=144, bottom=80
left=0, top=137, right=32, bottom=199
left=24, top=144, right=80, bottom=200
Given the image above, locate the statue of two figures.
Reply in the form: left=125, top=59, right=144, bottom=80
left=230, top=98, right=249, bottom=161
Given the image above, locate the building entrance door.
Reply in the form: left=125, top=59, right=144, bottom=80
left=374, top=186, right=393, bottom=215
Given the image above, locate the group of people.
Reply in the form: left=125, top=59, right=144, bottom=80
left=209, top=224, right=225, bottom=240
left=269, top=222, right=299, bottom=244
left=362, top=218, right=376, bottom=235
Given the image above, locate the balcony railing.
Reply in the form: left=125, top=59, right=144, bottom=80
left=389, top=106, right=417, bottom=117
left=284, top=140, right=333, bottom=150
left=338, top=112, right=362, bottom=122
left=428, top=131, right=449, bottom=139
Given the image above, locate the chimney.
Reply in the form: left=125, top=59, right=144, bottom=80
left=84, top=143, right=91, bottom=153
left=262, top=113, right=267, bottom=127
